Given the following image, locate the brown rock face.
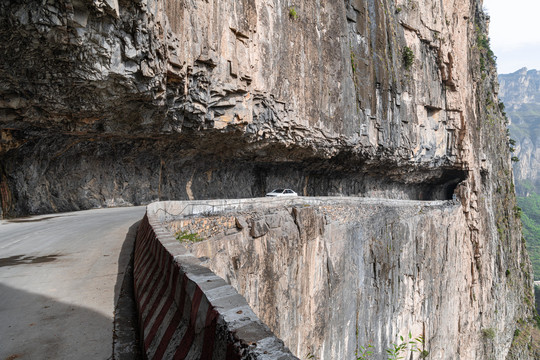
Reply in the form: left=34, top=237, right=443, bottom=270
left=179, top=200, right=481, bottom=358
left=0, top=0, right=471, bottom=215
left=0, top=0, right=536, bottom=358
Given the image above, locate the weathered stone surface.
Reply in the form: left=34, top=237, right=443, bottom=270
left=174, top=198, right=532, bottom=359
left=264, top=213, right=282, bottom=229
left=291, top=206, right=324, bottom=242
left=0, top=0, right=536, bottom=358
left=250, top=218, right=269, bottom=238
left=235, top=216, right=248, bottom=230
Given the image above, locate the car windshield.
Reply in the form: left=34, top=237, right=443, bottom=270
left=272, top=189, right=285, bottom=193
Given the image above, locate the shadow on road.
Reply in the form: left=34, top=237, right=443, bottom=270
left=112, top=220, right=143, bottom=360
left=0, top=254, right=61, bottom=267
left=0, top=283, right=113, bottom=360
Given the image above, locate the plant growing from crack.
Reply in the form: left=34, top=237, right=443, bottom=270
left=354, top=333, right=428, bottom=360
left=386, top=333, right=428, bottom=360
left=482, top=328, right=496, bottom=340
left=289, top=7, right=298, bottom=20
left=402, top=46, right=414, bottom=70
left=175, top=230, right=203, bottom=243
left=355, top=344, right=373, bottom=360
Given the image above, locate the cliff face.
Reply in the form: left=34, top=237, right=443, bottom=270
left=499, top=68, right=540, bottom=196
left=177, top=200, right=475, bottom=358
left=0, top=0, right=474, bottom=215
left=0, top=0, right=536, bottom=358
left=174, top=198, right=525, bottom=359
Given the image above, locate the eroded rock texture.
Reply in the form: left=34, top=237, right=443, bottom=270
left=0, top=0, right=536, bottom=358
left=0, top=0, right=474, bottom=215
left=177, top=200, right=521, bottom=359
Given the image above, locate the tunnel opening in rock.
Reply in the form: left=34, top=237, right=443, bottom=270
left=252, top=162, right=467, bottom=201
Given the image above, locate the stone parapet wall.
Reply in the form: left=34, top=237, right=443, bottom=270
left=133, top=205, right=297, bottom=360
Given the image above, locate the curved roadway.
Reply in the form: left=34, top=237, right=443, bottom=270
left=0, top=206, right=146, bottom=360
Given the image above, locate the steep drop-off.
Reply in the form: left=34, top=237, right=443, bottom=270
left=169, top=198, right=522, bottom=358
left=171, top=199, right=477, bottom=358
left=0, top=0, right=536, bottom=358
left=499, top=68, right=540, bottom=314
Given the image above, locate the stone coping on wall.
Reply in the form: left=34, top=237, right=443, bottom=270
left=147, top=196, right=449, bottom=223
left=136, top=201, right=299, bottom=360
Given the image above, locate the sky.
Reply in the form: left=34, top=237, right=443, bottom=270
left=483, top=0, right=540, bottom=74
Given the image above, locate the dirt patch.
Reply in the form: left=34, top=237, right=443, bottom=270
left=5, top=354, right=22, bottom=360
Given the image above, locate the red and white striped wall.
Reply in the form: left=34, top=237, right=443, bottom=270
left=133, top=207, right=298, bottom=360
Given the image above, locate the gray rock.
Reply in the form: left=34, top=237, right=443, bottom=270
left=235, top=216, right=248, bottom=230
left=0, top=0, right=535, bottom=358
left=250, top=218, right=268, bottom=238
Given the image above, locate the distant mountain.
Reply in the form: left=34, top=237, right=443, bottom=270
left=499, top=68, right=540, bottom=196
left=499, top=67, right=540, bottom=106
left=500, top=68, right=540, bottom=287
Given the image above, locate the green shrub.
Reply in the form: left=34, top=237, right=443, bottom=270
left=402, top=46, right=414, bottom=70
left=482, top=328, right=496, bottom=340
left=289, top=7, right=298, bottom=20
left=514, top=206, right=522, bottom=218
left=476, top=26, right=496, bottom=65
left=355, top=344, right=373, bottom=360
left=386, top=333, right=427, bottom=360
left=355, top=332, right=428, bottom=360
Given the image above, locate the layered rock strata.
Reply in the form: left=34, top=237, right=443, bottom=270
left=0, top=0, right=536, bottom=358
left=1, top=0, right=473, bottom=215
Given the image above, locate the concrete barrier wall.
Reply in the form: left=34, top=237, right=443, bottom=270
left=134, top=206, right=298, bottom=360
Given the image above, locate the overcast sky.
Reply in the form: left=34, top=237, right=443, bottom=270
left=483, top=0, right=540, bottom=74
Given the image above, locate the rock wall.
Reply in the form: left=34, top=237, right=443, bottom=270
left=180, top=199, right=465, bottom=359
left=0, top=0, right=536, bottom=357
left=0, top=0, right=473, bottom=215
left=169, top=198, right=528, bottom=359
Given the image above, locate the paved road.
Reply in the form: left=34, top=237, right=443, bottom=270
left=0, top=206, right=146, bottom=360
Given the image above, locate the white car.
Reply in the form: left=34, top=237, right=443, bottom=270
left=265, top=189, right=298, bottom=197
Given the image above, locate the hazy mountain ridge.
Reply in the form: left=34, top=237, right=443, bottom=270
left=499, top=68, right=540, bottom=195
left=499, top=68, right=540, bottom=319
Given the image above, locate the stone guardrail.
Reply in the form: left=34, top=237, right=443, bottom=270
left=133, top=201, right=298, bottom=360
left=134, top=197, right=450, bottom=359
left=148, top=196, right=448, bottom=223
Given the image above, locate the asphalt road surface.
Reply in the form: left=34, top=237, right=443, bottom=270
left=0, top=206, right=146, bottom=360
